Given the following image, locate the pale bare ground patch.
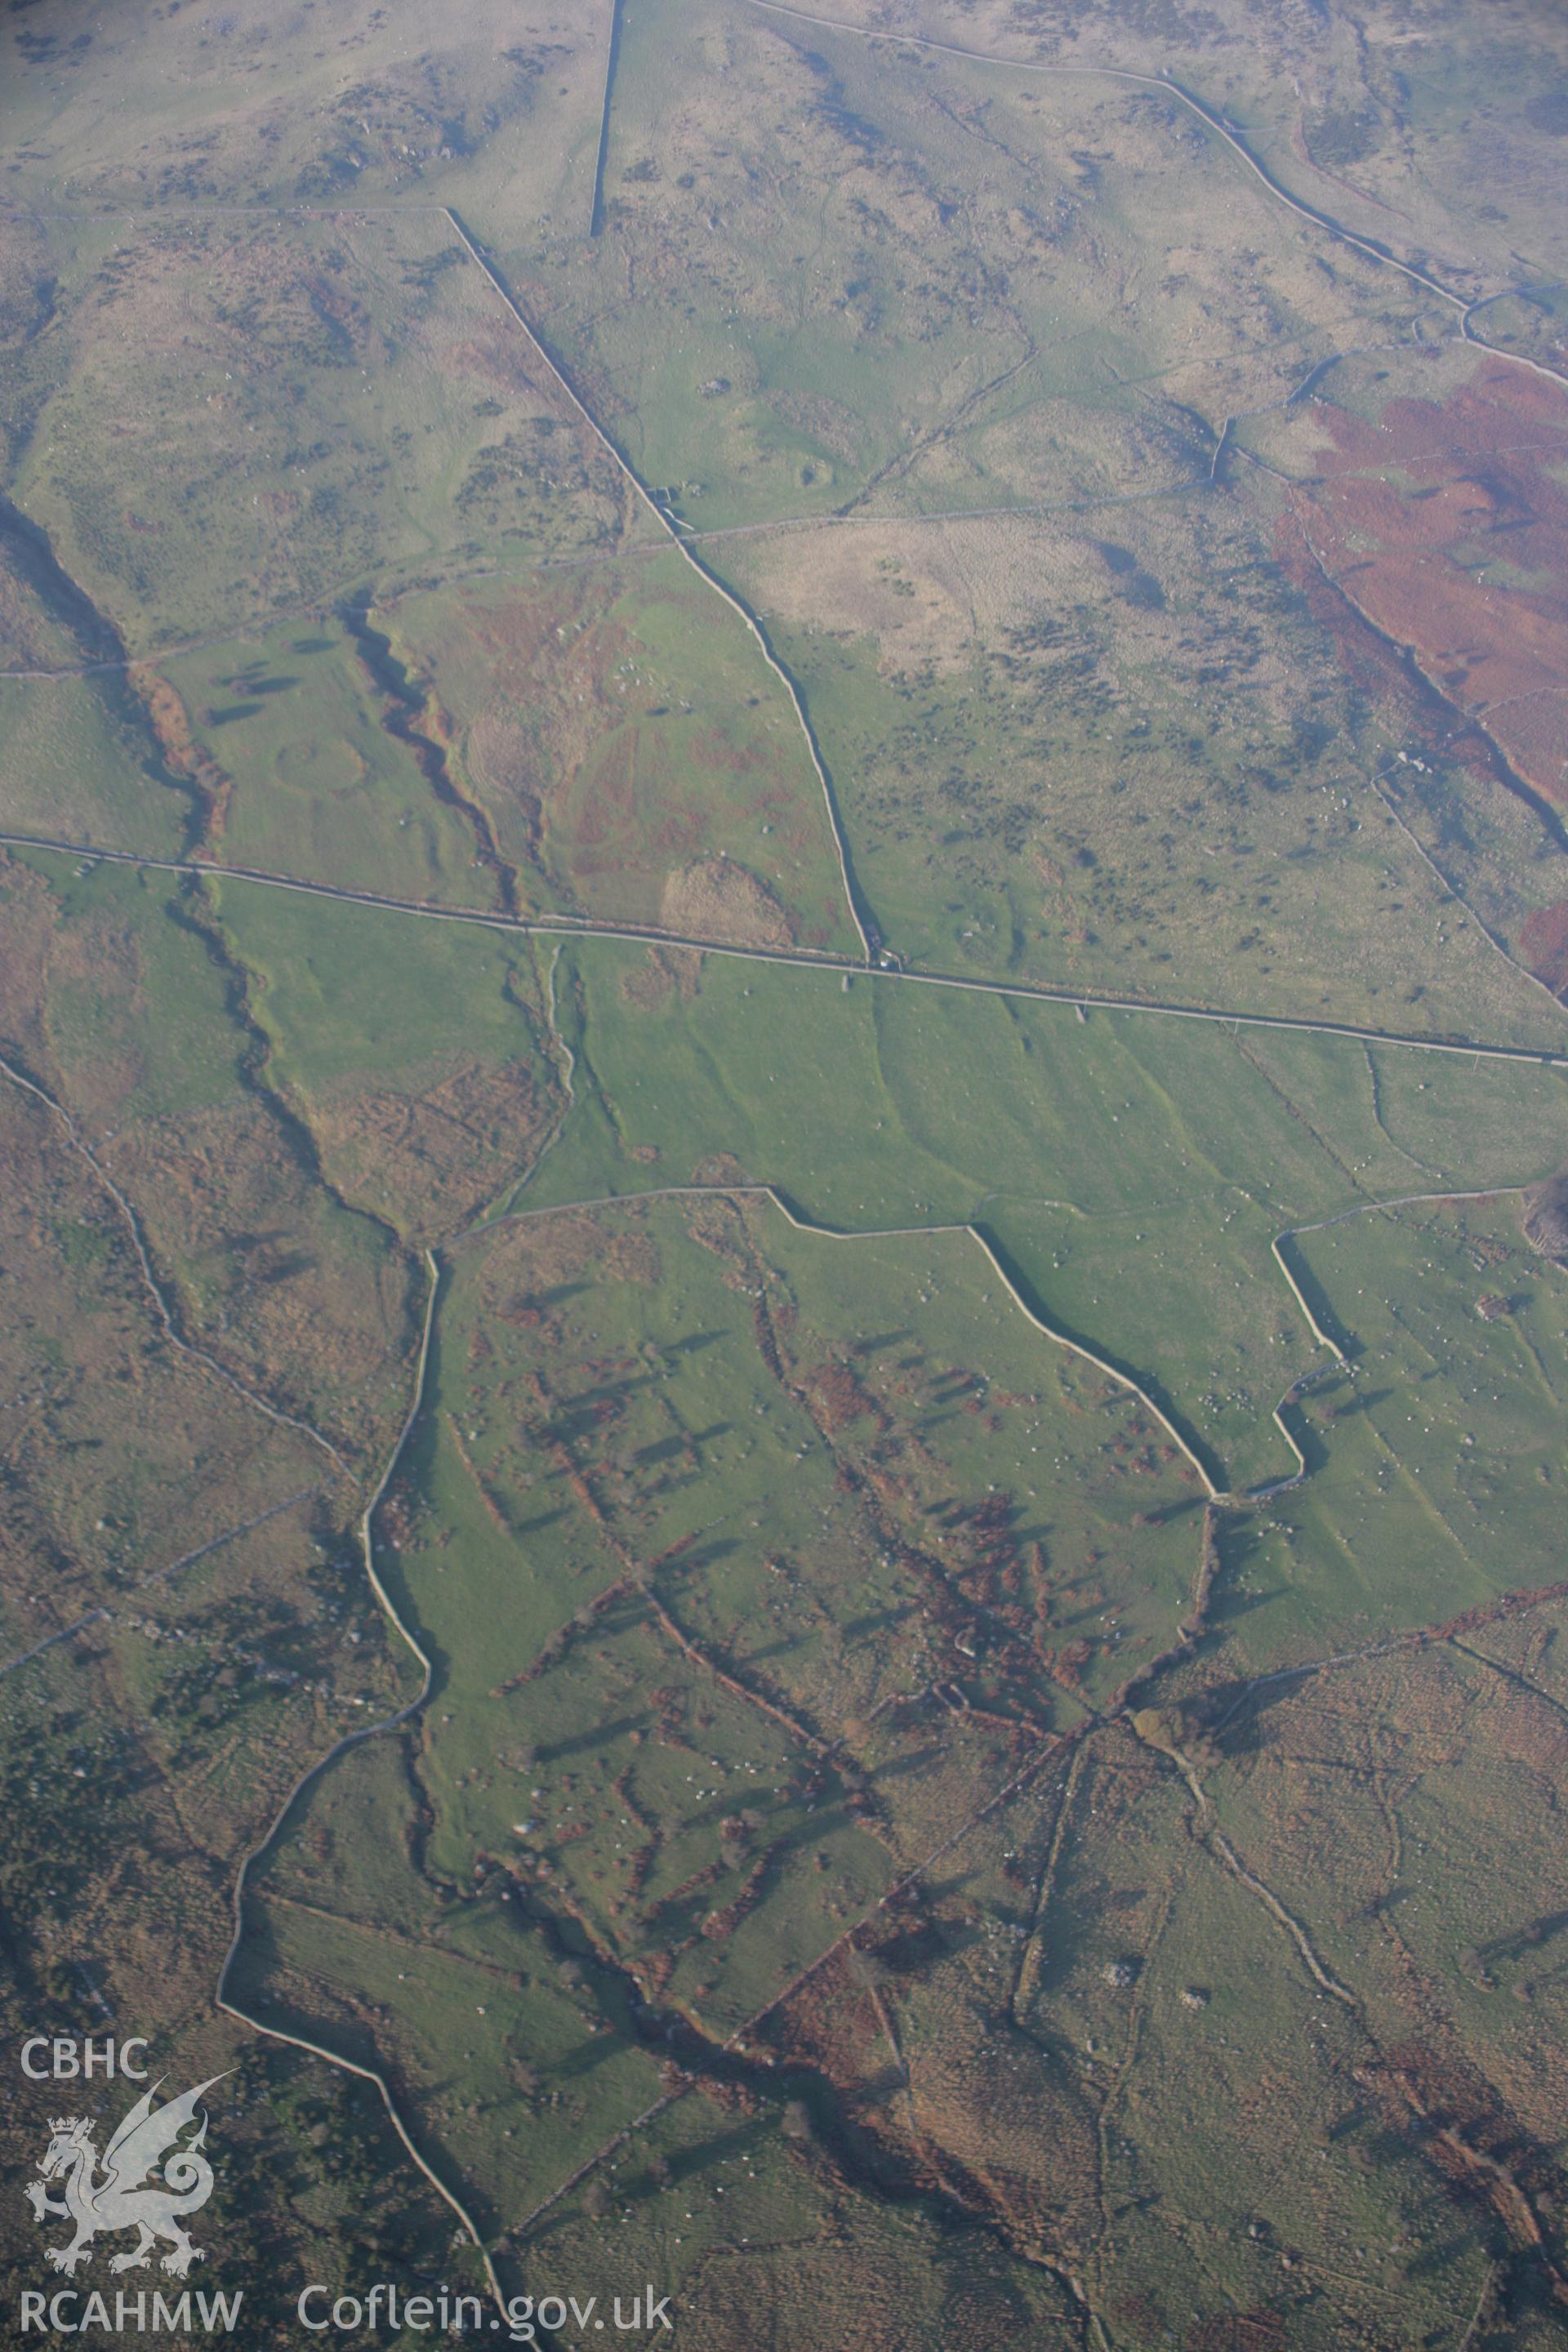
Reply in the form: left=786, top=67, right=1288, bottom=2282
left=724, top=500, right=1305, bottom=724
left=724, top=509, right=1153, bottom=677
left=721, top=518, right=995, bottom=674
left=617, top=942, right=706, bottom=1009
left=462, top=705, right=545, bottom=840
left=660, top=854, right=795, bottom=946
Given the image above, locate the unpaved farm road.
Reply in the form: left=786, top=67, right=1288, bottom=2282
left=4, top=827, right=1566, bottom=1071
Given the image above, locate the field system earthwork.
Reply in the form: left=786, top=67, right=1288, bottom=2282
left=3, top=1, right=1568, bottom=2345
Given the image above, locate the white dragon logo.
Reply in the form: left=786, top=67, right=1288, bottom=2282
left=25, top=2074, right=227, bottom=2278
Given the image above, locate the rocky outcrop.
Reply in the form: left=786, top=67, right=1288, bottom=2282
left=1523, top=1166, right=1568, bottom=1261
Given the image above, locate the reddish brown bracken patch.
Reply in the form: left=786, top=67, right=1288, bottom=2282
left=1285, top=360, right=1568, bottom=804
left=1520, top=901, right=1568, bottom=994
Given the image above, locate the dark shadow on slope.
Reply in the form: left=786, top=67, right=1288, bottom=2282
left=972, top=1221, right=1227, bottom=1494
